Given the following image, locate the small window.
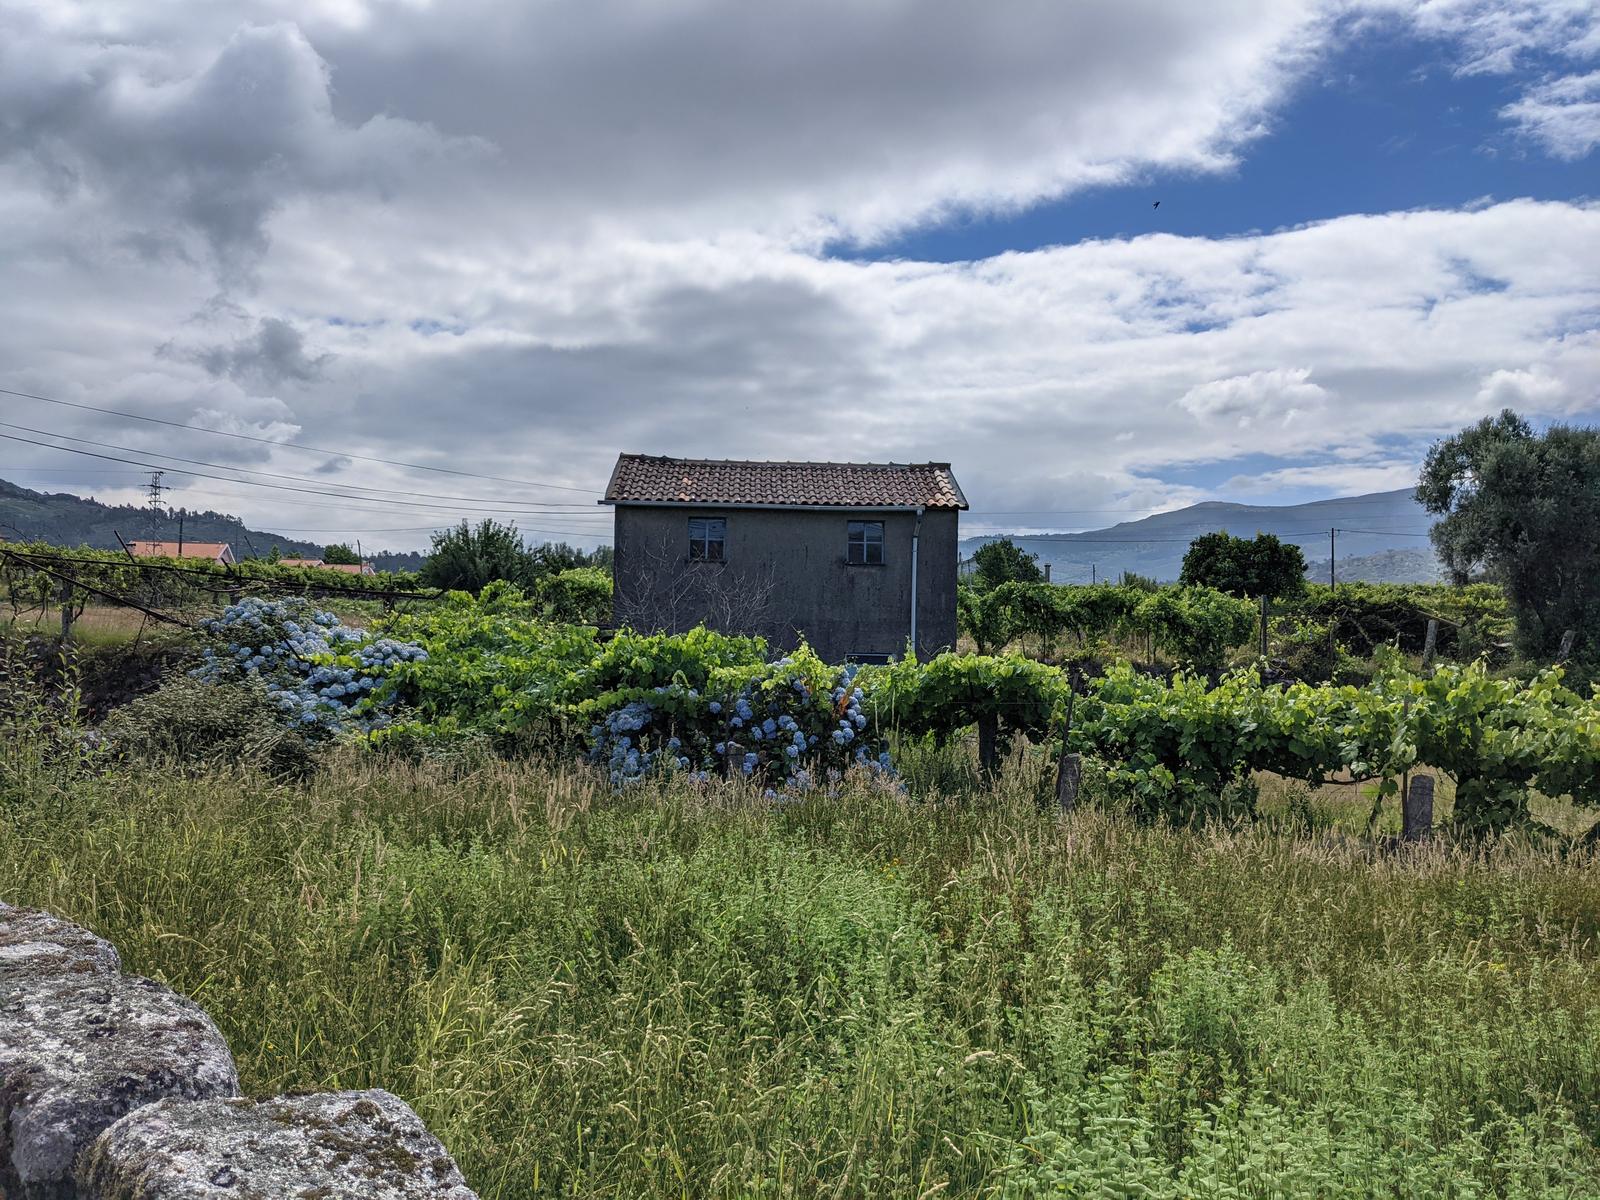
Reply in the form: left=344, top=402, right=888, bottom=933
left=688, top=517, right=726, bottom=562
left=846, top=520, right=884, bottom=565
left=847, top=651, right=892, bottom=665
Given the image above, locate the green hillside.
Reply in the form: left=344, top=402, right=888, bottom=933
left=1, top=477, right=323, bottom=561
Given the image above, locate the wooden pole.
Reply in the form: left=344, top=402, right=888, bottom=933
left=1054, top=689, right=1078, bottom=813
left=977, top=713, right=998, bottom=781
left=1259, top=594, right=1269, bottom=659
left=1403, top=775, right=1434, bottom=842
left=1421, top=619, right=1439, bottom=668
left=1557, top=630, right=1576, bottom=663
left=58, top=577, right=74, bottom=641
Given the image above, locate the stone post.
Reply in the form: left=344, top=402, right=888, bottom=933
left=1403, top=775, right=1434, bottom=843
left=1055, top=753, right=1082, bottom=813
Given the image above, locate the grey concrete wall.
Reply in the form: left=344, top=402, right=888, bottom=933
left=613, top=506, right=958, bottom=661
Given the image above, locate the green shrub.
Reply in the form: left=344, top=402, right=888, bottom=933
left=1270, top=613, right=1357, bottom=684
left=533, top=567, right=612, bottom=625
left=0, top=634, right=101, bottom=811
left=100, top=675, right=321, bottom=779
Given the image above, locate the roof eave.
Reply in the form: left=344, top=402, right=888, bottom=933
left=603, top=499, right=962, bottom=512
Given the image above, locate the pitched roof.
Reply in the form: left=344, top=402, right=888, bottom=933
left=277, top=558, right=374, bottom=574
left=127, top=541, right=233, bottom=560
left=603, top=455, right=967, bottom=510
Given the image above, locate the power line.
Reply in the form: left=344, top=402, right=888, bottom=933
left=0, top=418, right=600, bottom=511
left=968, top=495, right=1425, bottom=516
left=266, top=523, right=613, bottom=540
left=6, top=471, right=613, bottom=539
left=0, top=385, right=600, bottom=495
left=0, top=430, right=614, bottom=522
left=103, top=478, right=609, bottom=529
left=1335, top=527, right=1435, bottom=538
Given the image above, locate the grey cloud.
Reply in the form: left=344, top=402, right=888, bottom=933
left=0, top=17, right=483, bottom=272
left=4, top=0, right=1325, bottom=257
left=313, top=276, right=888, bottom=493
left=192, top=318, right=333, bottom=388
left=314, top=0, right=1323, bottom=244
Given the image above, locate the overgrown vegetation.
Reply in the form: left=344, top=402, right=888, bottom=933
left=7, top=756, right=1600, bottom=1198
left=6, top=523, right=1600, bottom=1197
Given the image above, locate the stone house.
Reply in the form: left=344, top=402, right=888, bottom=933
left=603, top=454, right=967, bottom=662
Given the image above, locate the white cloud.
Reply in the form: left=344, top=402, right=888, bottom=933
left=2, top=4, right=1599, bottom=548
left=0, top=0, right=1332, bottom=258
left=1178, top=368, right=1330, bottom=424
left=7, top=197, right=1596, bottom=545
left=1502, top=70, right=1600, bottom=158
left=1475, top=364, right=1571, bottom=408
left=1391, top=0, right=1600, bottom=74
left=1220, top=461, right=1424, bottom=494
left=1359, top=1, right=1600, bottom=158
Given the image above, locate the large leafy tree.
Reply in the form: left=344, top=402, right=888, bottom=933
left=970, top=537, right=1044, bottom=590
left=1418, top=409, right=1600, bottom=677
left=421, top=519, right=540, bottom=593
left=1179, top=531, right=1306, bottom=600
left=322, top=542, right=361, bottom=565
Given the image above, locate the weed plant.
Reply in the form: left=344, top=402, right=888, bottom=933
left=5, top=747, right=1600, bottom=1197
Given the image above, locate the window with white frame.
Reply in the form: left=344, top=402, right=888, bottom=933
left=846, top=519, right=884, bottom=565
left=687, top=517, right=726, bottom=561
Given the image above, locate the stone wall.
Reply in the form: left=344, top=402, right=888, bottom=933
left=0, top=901, right=478, bottom=1199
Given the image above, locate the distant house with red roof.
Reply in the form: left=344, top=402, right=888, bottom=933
left=128, top=540, right=236, bottom=566
left=277, top=557, right=376, bottom=575
left=602, top=454, right=966, bottom=662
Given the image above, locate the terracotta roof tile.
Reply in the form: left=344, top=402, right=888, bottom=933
left=127, top=541, right=234, bottom=560
left=603, top=455, right=967, bottom=510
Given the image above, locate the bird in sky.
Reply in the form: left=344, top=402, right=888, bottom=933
left=1153, top=201, right=1161, bottom=209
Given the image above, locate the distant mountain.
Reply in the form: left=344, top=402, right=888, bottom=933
left=1302, top=546, right=1443, bottom=585
left=1, top=477, right=329, bottom=561
left=962, top=488, right=1437, bottom=583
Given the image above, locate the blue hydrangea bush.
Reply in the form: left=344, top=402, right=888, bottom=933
left=194, top=596, right=428, bottom=735
left=585, top=648, right=894, bottom=793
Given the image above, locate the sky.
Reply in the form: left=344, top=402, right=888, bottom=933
left=1, top=0, right=1597, bottom=549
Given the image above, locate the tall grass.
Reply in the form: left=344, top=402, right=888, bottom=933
left=5, top=754, right=1600, bottom=1197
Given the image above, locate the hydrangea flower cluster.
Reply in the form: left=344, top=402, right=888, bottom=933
left=585, top=659, right=894, bottom=793
left=588, top=686, right=712, bottom=786
left=193, top=596, right=427, bottom=735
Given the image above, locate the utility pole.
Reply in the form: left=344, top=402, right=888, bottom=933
left=1329, top=528, right=1336, bottom=590
left=176, top=512, right=185, bottom=557
left=146, top=470, right=166, bottom=539
left=1091, top=564, right=1096, bottom=585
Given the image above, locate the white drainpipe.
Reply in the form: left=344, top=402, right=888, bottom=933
left=909, top=505, right=925, bottom=659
